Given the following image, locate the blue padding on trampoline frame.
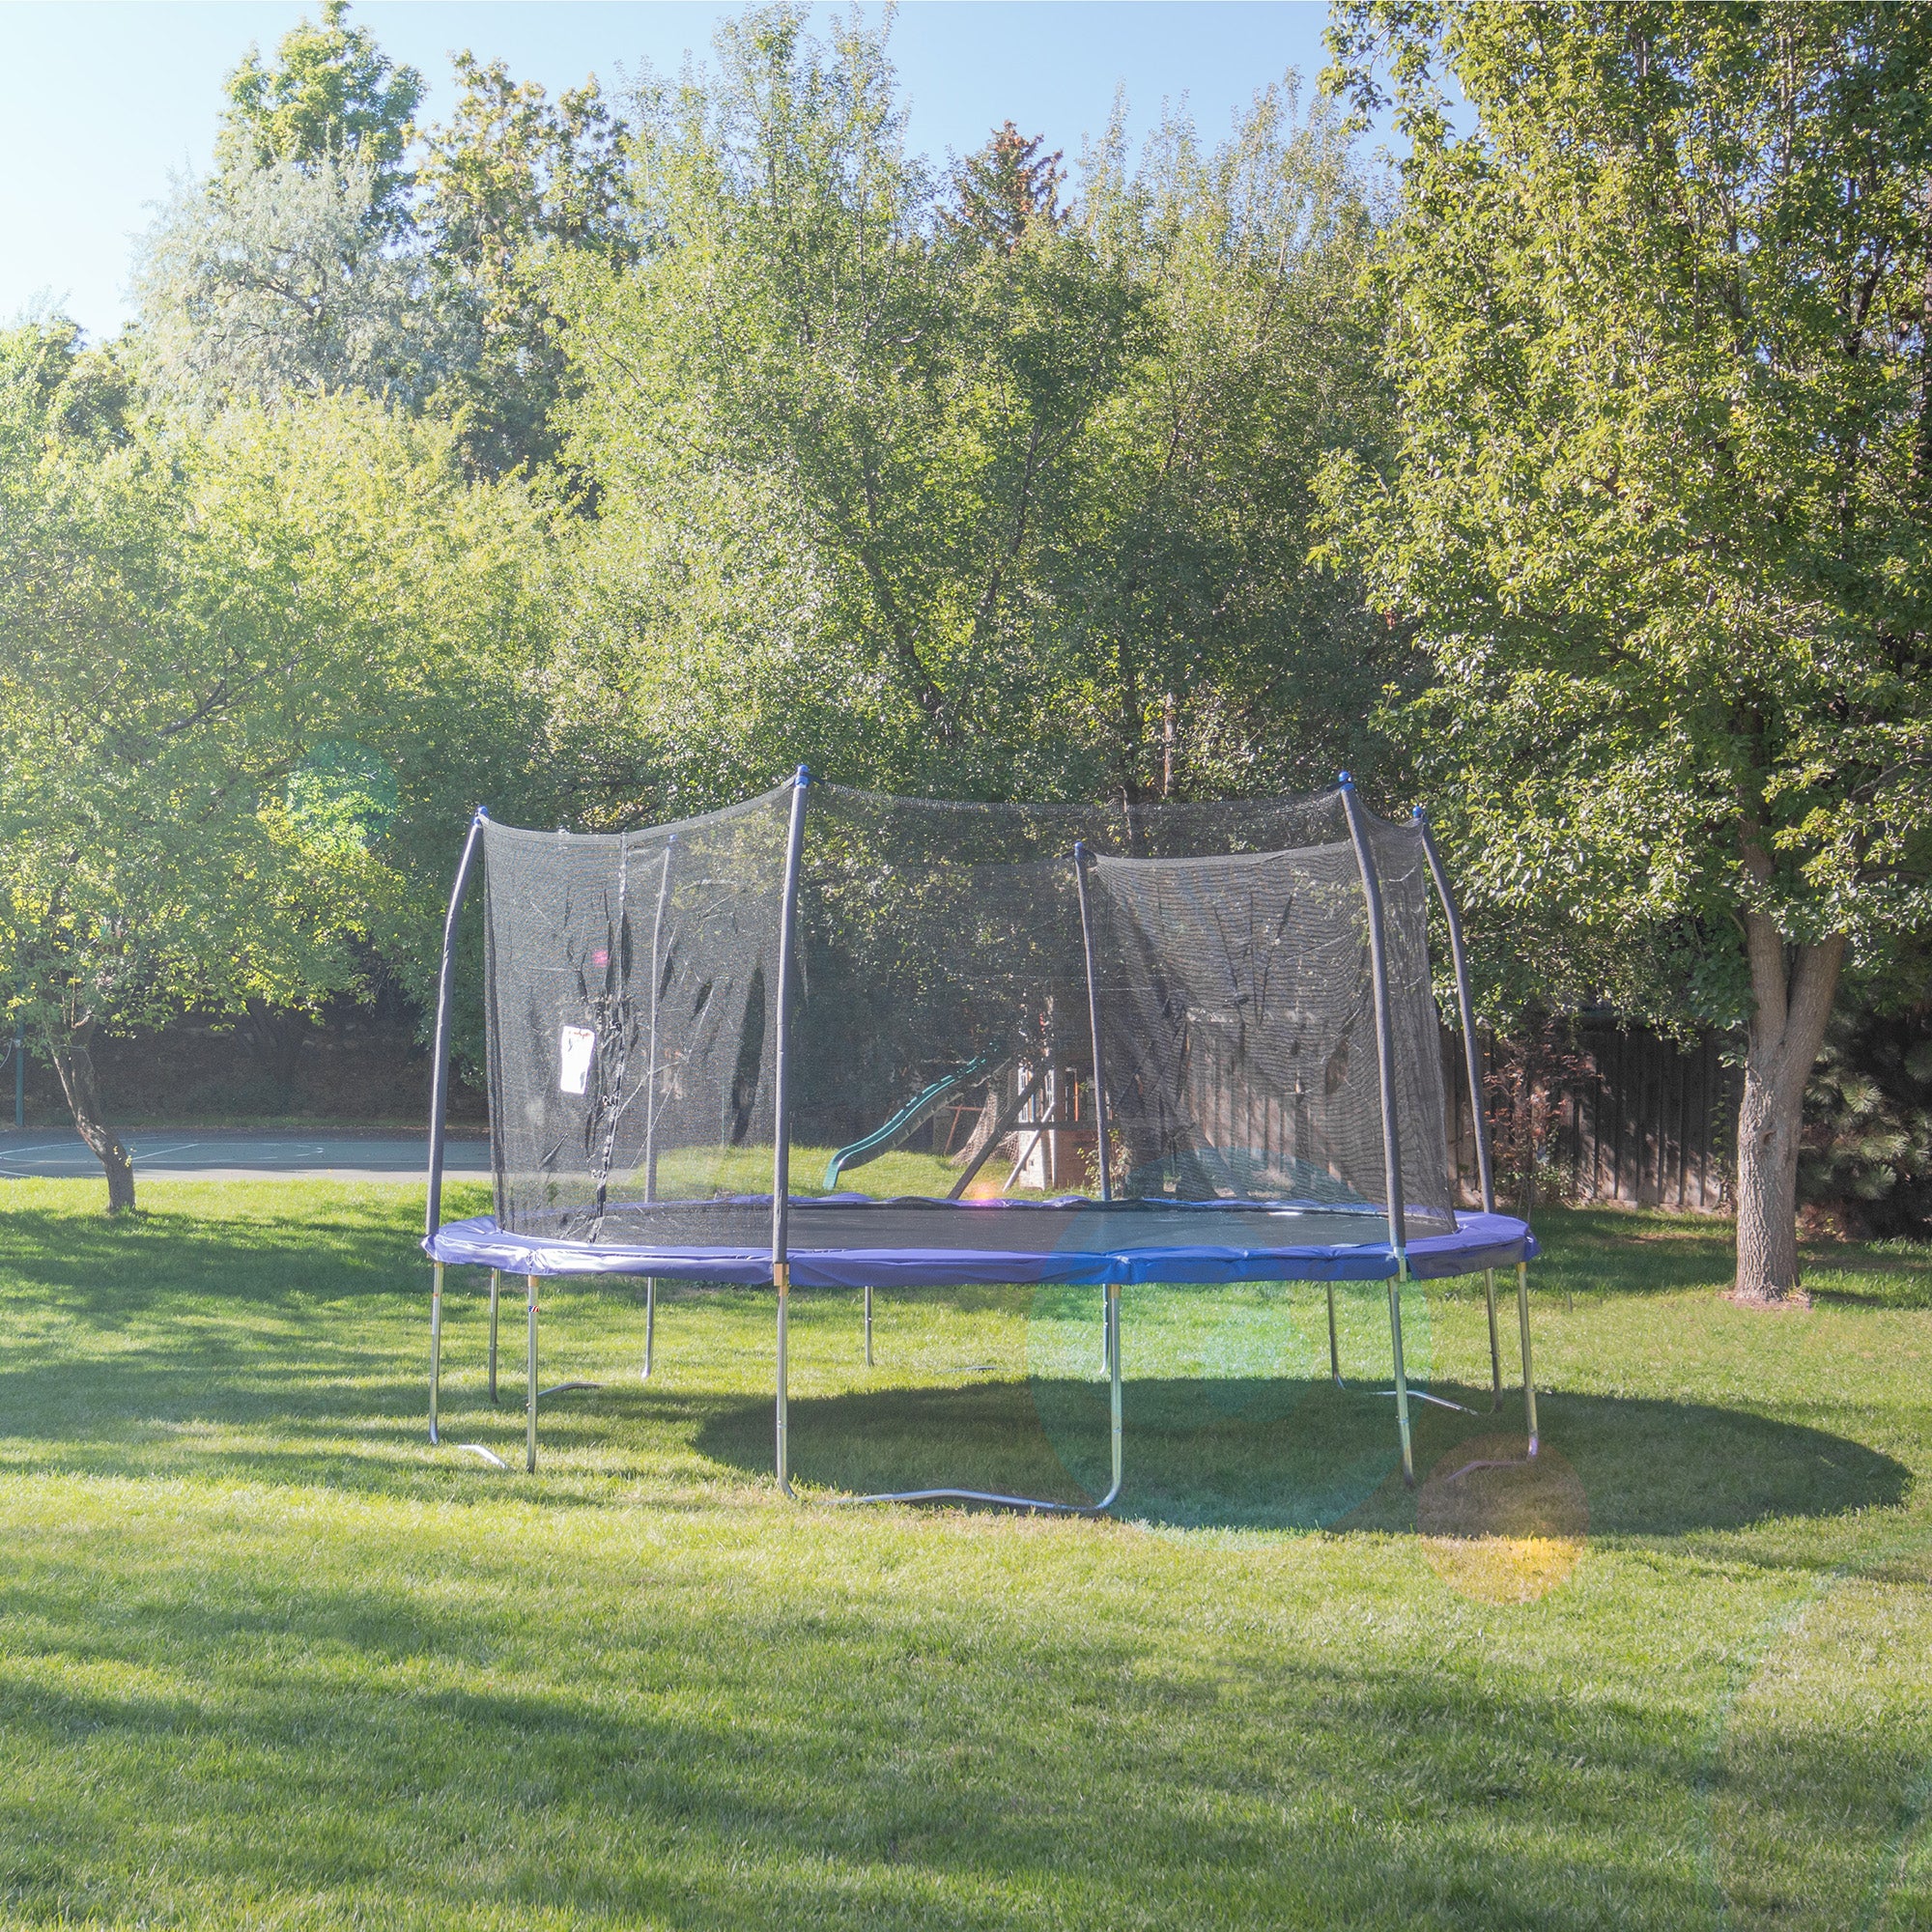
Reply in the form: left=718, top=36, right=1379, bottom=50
left=424, top=1204, right=1536, bottom=1286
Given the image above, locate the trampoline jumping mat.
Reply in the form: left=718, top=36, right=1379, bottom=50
left=425, top=1196, right=1537, bottom=1288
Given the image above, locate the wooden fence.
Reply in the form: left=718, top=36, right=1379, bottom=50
left=1444, top=1022, right=1740, bottom=1213
left=1161, top=1010, right=1738, bottom=1215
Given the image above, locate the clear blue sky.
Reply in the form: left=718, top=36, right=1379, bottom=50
left=0, top=1, right=1363, bottom=342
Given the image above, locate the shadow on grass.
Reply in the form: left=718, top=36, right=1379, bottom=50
left=0, top=1192, right=1912, bottom=1537
left=1, top=1310, right=1902, bottom=1540
left=1508, top=1205, right=1932, bottom=1311
left=691, top=1376, right=1909, bottom=1536
left=0, top=1199, right=432, bottom=1325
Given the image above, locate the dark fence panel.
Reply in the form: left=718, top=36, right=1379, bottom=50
left=1442, top=1021, right=1739, bottom=1213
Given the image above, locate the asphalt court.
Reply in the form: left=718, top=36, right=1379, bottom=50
left=0, top=1131, right=491, bottom=1181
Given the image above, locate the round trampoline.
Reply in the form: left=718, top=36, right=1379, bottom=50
left=422, top=771, right=1538, bottom=1509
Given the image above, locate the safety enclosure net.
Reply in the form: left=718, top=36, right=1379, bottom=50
left=477, top=777, right=1455, bottom=1261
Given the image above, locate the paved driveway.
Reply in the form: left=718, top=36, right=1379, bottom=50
left=0, top=1130, right=491, bottom=1181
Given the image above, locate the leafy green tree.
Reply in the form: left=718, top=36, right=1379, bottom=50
left=133, top=3, right=471, bottom=416
left=415, top=54, right=633, bottom=476
left=218, top=0, right=423, bottom=227
left=0, top=329, right=554, bottom=1207
left=548, top=4, right=1022, bottom=807
left=1319, top=2, right=1932, bottom=1296
left=548, top=5, right=1395, bottom=813
left=132, top=151, right=474, bottom=413
left=150, top=12, right=629, bottom=466
left=1063, top=79, right=1399, bottom=801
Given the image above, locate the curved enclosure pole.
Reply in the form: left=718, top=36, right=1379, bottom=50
left=643, top=837, right=676, bottom=1204
left=424, top=810, right=487, bottom=1450
left=771, top=769, right=810, bottom=1496
left=1339, top=776, right=1414, bottom=1486
left=1339, top=781, right=1408, bottom=1251
left=1072, top=843, right=1114, bottom=1203
left=771, top=771, right=811, bottom=1274
left=426, top=809, right=489, bottom=1242
left=1412, top=810, right=1494, bottom=1215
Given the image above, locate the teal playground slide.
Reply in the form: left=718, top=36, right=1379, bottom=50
left=823, top=1050, right=1008, bottom=1189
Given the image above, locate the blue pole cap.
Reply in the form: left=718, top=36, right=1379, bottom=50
left=795, top=765, right=810, bottom=786
left=1338, top=770, right=1354, bottom=787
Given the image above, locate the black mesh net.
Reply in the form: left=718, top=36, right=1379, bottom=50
left=480, top=779, right=1454, bottom=1255
left=482, top=785, right=793, bottom=1239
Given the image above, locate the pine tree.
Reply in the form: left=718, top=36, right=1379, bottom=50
left=945, top=122, right=1065, bottom=250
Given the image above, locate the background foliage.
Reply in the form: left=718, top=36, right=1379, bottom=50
left=6, top=0, right=1930, bottom=1237
left=6, top=0, right=1401, bottom=1119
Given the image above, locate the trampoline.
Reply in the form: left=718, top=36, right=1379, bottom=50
left=423, top=772, right=1538, bottom=1508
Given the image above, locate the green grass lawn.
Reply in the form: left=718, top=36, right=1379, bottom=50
left=0, top=1179, right=1928, bottom=1928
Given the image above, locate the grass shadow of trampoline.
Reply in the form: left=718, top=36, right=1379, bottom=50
left=692, top=1376, right=1910, bottom=1535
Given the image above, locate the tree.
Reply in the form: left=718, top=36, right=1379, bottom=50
left=0, top=328, right=554, bottom=1208
left=415, top=53, right=633, bottom=476
left=132, top=151, right=475, bottom=413
left=132, top=3, right=475, bottom=416
left=547, top=5, right=1397, bottom=814
left=218, top=0, right=423, bottom=228
left=1319, top=2, right=1932, bottom=1298
left=945, top=121, right=1065, bottom=250
left=1061, top=78, right=1401, bottom=801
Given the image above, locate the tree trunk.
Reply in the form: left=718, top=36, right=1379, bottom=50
left=1733, top=912, right=1844, bottom=1303
left=44, top=1018, right=135, bottom=1212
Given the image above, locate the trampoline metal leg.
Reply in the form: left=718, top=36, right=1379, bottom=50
left=429, top=1262, right=443, bottom=1444
left=1102, top=1282, right=1123, bottom=1506
left=526, top=1275, right=539, bottom=1474
left=644, top=1276, right=655, bottom=1379
left=1387, top=1269, right=1415, bottom=1488
left=488, top=1269, right=500, bottom=1405
left=1326, top=1281, right=1342, bottom=1386
left=1484, top=1267, right=1501, bottom=1411
left=1518, top=1262, right=1539, bottom=1456
left=864, top=1284, right=873, bottom=1367
left=776, top=1271, right=794, bottom=1496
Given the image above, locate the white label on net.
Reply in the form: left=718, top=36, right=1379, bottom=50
left=558, top=1025, right=596, bottom=1095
